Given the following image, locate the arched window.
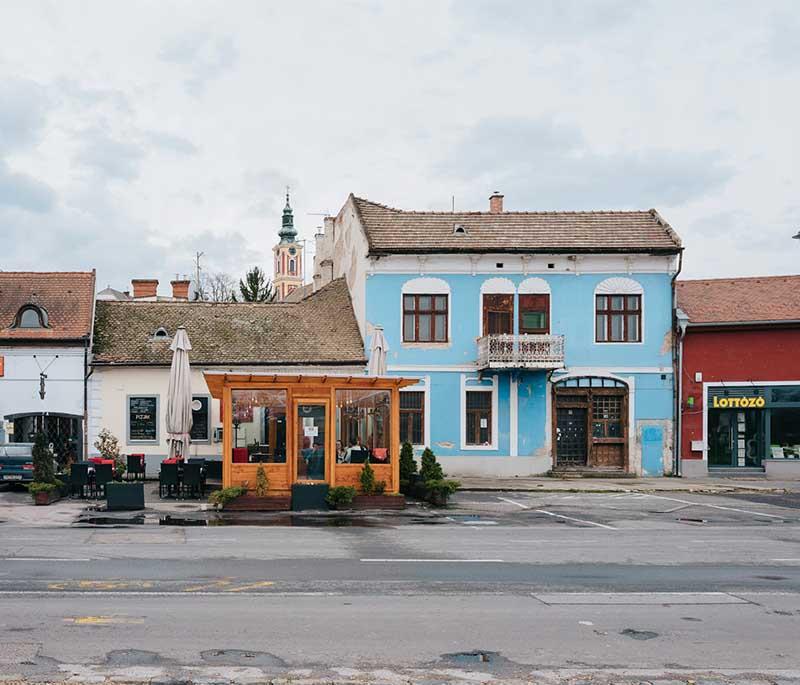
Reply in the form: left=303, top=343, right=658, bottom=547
left=401, top=277, right=450, bottom=343
left=14, top=305, right=48, bottom=329
left=480, top=278, right=515, bottom=336
left=594, top=277, right=643, bottom=343
left=289, top=258, right=296, bottom=275
left=153, top=327, right=169, bottom=339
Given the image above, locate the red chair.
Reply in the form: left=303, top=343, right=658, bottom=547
left=232, top=448, right=248, bottom=463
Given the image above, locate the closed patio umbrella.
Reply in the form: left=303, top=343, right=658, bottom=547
left=166, top=326, right=193, bottom=459
left=368, top=325, right=387, bottom=376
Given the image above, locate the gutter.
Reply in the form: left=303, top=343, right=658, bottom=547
left=685, top=319, right=800, bottom=328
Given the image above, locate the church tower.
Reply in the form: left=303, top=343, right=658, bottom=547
left=272, top=190, right=304, bottom=301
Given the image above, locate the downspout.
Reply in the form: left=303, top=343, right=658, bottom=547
left=83, top=336, right=92, bottom=459
left=671, top=251, right=684, bottom=476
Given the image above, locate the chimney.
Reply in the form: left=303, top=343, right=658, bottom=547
left=131, top=278, right=158, bottom=299
left=489, top=191, right=504, bottom=213
left=171, top=279, right=191, bottom=300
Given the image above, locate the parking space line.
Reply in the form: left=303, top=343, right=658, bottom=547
left=497, top=496, right=529, bottom=509
left=533, top=510, right=617, bottom=530
left=641, top=494, right=784, bottom=519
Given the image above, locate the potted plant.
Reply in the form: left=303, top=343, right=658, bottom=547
left=352, top=459, right=405, bottom=510
left=416, top=447, right=460, bottom=506
left=208, top=485, right=248, bottom=510
left=222, top=467, right=291, bottom=511
left=94, top=428, right=126, bottom=480
left=326, top=485, right=357, bottom=510
left=399, top=441, right=418, bottom=495
left=28, top=433, right=62, bottom=505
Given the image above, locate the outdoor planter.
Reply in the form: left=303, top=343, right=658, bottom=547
left=33, top=490, right=61, bottom=506
left=291, top=483, right=329, bottom=511
left=352, top=494, right=406, bottom=510
left=106, top=482, right=145, bottom=510
left=224, top=494, right=291, bottom=511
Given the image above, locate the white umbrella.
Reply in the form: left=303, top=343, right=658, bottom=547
left=166, top=326, right=193, bottom=459
left=368, top=325, right=387, bottom=376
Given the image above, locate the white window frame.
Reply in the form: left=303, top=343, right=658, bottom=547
left=399, top=376, right=430, bottom=449
left=593, top=277, right=645, bottom=345
left=460, top=374, right=499, bottom=450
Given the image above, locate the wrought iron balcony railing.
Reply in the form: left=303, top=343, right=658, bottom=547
left=476, top=334, right=565, bottom=370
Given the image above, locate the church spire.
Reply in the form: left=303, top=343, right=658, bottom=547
left=279, top=187, right=297, bottom=243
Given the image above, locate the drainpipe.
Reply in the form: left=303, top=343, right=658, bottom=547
left=675, top=308, right=689, bottom=477
left=83, top=336, right=93, bottom=460
left=670, top=251, right=684, bottom=476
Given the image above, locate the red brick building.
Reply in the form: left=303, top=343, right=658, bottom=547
left=676, top=275, right=800, bottom=477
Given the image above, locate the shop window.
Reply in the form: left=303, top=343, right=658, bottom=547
left=231, top=389, right=287, bottom=463
left=335, top=389, right=391, bottom=463
left=403, top=294, right=448, bottom=342
left=128, top=396, right=159, bottom=443
left=596, top=294, right=641, bottom=342
left=466, top=390, right=492, bottom=445
left=190, top=395, right=211, bottom=442
left=400, top=391, right=424, bottom=445
left=770, top=408, right=800, bottom=458
left=772, top=387, right=800, bottom=404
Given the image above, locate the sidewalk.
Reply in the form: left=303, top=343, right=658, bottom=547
left=455, top=475, right=799, bottom=493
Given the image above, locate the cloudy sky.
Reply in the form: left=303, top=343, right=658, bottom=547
left=1, top=0, right=798, bottom=292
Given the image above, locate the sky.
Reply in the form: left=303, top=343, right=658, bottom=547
left=0, top=0, right=798, bottom=293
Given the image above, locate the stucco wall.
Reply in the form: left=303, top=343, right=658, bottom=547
left=331, top=198, right=369, bottom=339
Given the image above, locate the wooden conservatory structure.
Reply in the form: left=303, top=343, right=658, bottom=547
left=204, top=372, right=417, bottom=494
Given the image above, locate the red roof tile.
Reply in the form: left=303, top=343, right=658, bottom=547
left=677, top=275, right=800, bottom=325
left=0, top=271, right=96, bottom=342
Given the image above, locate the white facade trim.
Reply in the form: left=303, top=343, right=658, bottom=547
left=460, top=374, right=499, bottom=451
left=479, top=277, right=516, bottom=294
left=401, top=276, right=451, bottom=294
left=510, top=375, right=518, bottom=457
left=518, top=277, right=551, bottom=294
left=389, top=364, right=478, bottom=372
left=399, top=375, right=430, bottom=449
left=560, top=366, right=672, bottom=375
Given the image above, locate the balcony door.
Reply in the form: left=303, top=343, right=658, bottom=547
left=482, top=294, right=513, bottom=335
left=519, top=294, right=550, bottom=334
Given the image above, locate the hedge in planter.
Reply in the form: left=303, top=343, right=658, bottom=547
left=327, top=485, right=357, bottom=510
left=352, top=461, right=405, bottom=509
left=106, top=482, right=145, bottom=510
left=29, top=480, right=63, bottom=506
left=413, top=447, right=460, bottom=507
left=29, top=433, right=62, bottom=505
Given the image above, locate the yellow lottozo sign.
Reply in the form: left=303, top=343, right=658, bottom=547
left=712, top=395, right=765, bottom=409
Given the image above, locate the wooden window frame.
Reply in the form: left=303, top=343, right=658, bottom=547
left=482, top=293, right=514, bottom=336
left=403, top=294, right=448, bottom=343
left=519, top=293, right=550, bottom=334
left=465, top=390, right=492, bottom=446
left=595, top=294, right=641, bottom=343
left=399, top=391, right=425, bottom=446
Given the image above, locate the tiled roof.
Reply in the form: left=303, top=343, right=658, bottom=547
left=0, top=271, right=96, bottom=342
left=677, top=275, right=800, bottom=325
left=351, top=195, right=682, bottom=255
left=92, top=278, right=366, bottom=366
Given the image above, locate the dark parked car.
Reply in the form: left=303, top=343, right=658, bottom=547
left=0, top=443, right=35, bottom=483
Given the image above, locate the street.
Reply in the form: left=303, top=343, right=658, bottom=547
left=2, top=488, right=800, bottom=683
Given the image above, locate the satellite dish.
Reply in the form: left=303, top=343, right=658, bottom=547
left=191, top=399, right=202, bottom=411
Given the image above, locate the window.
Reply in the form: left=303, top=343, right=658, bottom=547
left=15, top=305, right=47, bottom=329
left=465, top=391, right=492, bottom=445
left=153, top=327, right=169, bottom=339
left=519, top=294, right=549, bottom=334
left=482, top=294, right=513, bottom=335
left=289, top=258, right=296, bottom=274
left=335, top=389, right=391, bottom=463
left=596, top=294, right=641, bottom=342
left=591, top=394, right=624, bottom=438
left=190, top=396, right=210, bottom=441
left=128, top=396, right=158, bottom=443
left=771, top=408, right=800, bottom=458
left=231, top=389, right=287, bottom=463
left=403, top=294, right=448, bottom=342
left=400, top=391, right=424, bottom=445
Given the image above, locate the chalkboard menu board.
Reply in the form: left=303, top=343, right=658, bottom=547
left=129, top=396, right=158, bottom=441
left=190, top=396, right=209, bottom=441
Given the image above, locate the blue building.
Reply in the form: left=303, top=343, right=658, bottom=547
left=312, top=192, right=683, bottom=477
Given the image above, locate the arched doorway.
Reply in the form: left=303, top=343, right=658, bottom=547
left=553, top=376, right=628, bottom=471
left=5, top=412, right=83, bottom=467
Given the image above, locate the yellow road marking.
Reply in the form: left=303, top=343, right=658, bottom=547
left=64, top=616, right=144, bottom=625
left=183, top=579, right=233, bottom=592
left=225, top=581, right=275, bottom=593
left=48, top=580, right=153, bottom=591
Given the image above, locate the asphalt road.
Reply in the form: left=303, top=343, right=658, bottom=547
left=2, top=488, right=800, bottom=683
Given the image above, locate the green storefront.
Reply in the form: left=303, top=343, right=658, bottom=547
left=708, top=385, right=800, bottom=468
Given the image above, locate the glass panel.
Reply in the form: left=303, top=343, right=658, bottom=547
left=418, top=295, right=432, bottom=310
left=232, top=390, right=287, bottom=463
left=610, top=296, right=624, bottom=311
left=400, top=391, right=424, bottom=409
left=592, top=421, right=605, bottom=437
left=610, top=314, right=624, bottom=341
left=403, top=295, right=415, bottom=311
left=403, top=314, right=415, bottom=341
left=772, top=388, right=800, bottom=404
left=466, top=391, right=491, bottom=409
left=521, top=311, right=546, bottom=330
left=434, top=295, right=447, bottom=310
left=418, top=314, right=432, bottom=341
left=626, top=314, right=640, bottom=341
left=434, top=314, right=446, bottom=341
left=190, top=396, right=210, bottom=441
left=596, top=314, right=607, bottom=341
left=770, top=408, right=800, bottom=458
left=608, top=421, right=622, bottom=437
left=336, top=389, right=391, bottom=464
left=411, top=412, right=423, bottom=445
left=596, top=295, right=607, bottom=309
left=626, top=295, right=640, bottom=310
left=19, top=308, right=42, bottom=328
left=297, top=403, right=326, bottom=480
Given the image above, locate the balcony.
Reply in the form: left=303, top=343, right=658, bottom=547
left=477, top=334, right=565, bottom=370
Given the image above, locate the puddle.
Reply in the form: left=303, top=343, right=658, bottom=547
left=200, top=649, right=286, bottom=667
left=160, top=515, right=208, bottom=526
left=443, top=650, right=496, bottom=664
left=620, top=628, right=659, bottom=640
left=105, top=649, right=164, bottom=666
left=158, top=513, right=386, bottom=527
left=755, top=575, right=788, bottom=581
left=76, top=515, right=146, bottom=526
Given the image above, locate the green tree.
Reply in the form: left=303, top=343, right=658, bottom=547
left=419, top=447, right=443, bottom=482
left=399, top=442, right=417, bottom=482
left=237, top=266, right=276, bottom=302
left=32, top=432, right=55, bottom=484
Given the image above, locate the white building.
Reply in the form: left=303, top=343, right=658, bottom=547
left=0, top=271, right=96, bottom=462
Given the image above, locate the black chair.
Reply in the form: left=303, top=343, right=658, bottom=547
left=181, top=463, right=204, bottom=499
left=159, top=463, right=180, bottom=498
left=94, top=463, right=114, bottom=498
left=126, top=454, right=146, bottom=481
left=69, top=463, right=91, bottom=498
left=349, top=448, right=368, bottom=464
left=204, top=460, right=223, bottom=480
